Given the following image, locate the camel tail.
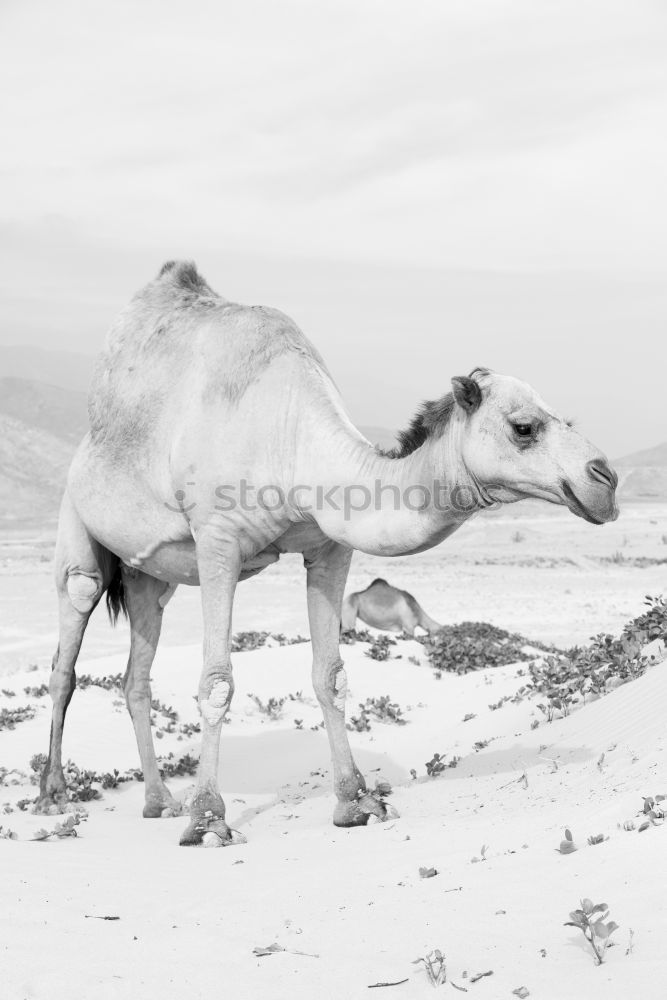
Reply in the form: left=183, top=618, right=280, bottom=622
left=104, top=554, right=127, bottom=625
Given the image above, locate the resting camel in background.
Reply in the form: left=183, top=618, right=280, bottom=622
left=342, top=579, right=442, bottom=635
left=36, top=261, right=618, bottom=845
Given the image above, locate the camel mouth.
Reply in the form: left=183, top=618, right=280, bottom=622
left=561, top=481, right=614, bottom=525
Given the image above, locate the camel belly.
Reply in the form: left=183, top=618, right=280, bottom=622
left=359, top=609, right=409, bottom=632
left=119, top=541, right=281, bottom=586
left=123, top=539, right=200, bottom=584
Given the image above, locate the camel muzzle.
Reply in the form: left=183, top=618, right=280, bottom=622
left=561, top=478, right=618, bottom=525
left=586, top=459, right=618, bottom=491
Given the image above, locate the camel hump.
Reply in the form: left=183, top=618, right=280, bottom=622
left=368, top=577, right=389, bottom=589
left=156, top=260, right=216, bottom=296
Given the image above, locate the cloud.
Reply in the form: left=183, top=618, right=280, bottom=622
left=0, top=0, right=665, bottom=456
left=1, top=0, right=666, bottom=269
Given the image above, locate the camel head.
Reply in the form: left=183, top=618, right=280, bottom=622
left=450, top=368, right=618, bottom=524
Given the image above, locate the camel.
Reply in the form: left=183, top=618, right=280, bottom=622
left=342, top=579, right=442, bottom=635
left=36, top=261, right=618, bottom=845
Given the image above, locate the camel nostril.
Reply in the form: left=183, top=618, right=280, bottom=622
left=587, top=460, right=618, bottom=490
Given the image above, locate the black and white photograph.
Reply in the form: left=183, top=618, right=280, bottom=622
left=1, top=2, right=666, bottom=998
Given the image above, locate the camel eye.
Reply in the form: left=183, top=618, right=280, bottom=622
left=513, top=423, right=533, bottom=438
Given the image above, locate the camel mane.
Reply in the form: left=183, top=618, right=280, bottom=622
left=381, top=367, right=490, bottom=459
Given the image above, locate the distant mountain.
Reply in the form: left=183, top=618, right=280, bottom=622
left=614, top=441, right=667, bottom=501
left=0, top=414, right=74, bottom=523
left=0, top=378, right=89, bottom=524
left=0, top=377, right=88, bottom=443
left=0, top=345, right=95, bottom=394
left=615, top=441, right=667, bottom=467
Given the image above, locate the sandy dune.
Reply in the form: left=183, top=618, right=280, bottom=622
left=1, top=624, right=666, bottom=1000
left=1, top=500, right=665, bottom=998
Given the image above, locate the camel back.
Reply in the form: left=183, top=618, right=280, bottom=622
left=88, top=261, right=328, bottom=455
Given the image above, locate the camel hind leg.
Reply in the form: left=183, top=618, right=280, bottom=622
left=121, top=567, right=181, bottom=817
left=36, top=493, right=112, bottom=813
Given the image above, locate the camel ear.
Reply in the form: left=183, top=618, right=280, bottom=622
left=451, top=376, right=482, bottom=413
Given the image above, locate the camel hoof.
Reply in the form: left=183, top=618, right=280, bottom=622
left=333, top=794, right=398, bottom=827
left=33, top=796, right=67, bottom=816
left=367, top=802, right=400, bottom=823
left=179, top=814, right=233, bottom=847
left=161, top=804, right=182, bottom=818
left=202, top=829, right=246, bottom=848
left=142, top=800, right=183, bottom=819
left=333, top=801, right=371, bottom=827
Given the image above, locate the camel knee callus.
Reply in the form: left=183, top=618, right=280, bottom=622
left=37, top=260, right=618, bottom=842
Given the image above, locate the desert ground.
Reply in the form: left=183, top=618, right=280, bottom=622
left=1, top=499, right=666, bottom=1000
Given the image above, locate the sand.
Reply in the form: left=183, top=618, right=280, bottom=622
left=0, top=500, right=666, bottom=999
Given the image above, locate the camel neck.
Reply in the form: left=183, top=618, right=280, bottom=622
left=302, top=413, right=484, bottom=556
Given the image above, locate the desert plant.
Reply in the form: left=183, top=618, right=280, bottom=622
left=28, top=753, right=48, bottom=783
left=557, top=828, right=577, bottom=854
left=179, top=720, right=201, bottom=737
left=365, top=695, right=406, bottom=723
left=247, top=693, right=286, bottom=719
left=0, top=766, right=22, bottom=787
left=470, top=844, right=488, bottom=863
left=421, top=621, right=548, bottom=676
left=347, top=706, right=371, bottom=731
left=0, top=705, right=36, bottom=730
left=565, top=899, right=618, bottom=965
left=365, top=635, right=396, bottom=661
left=32, top=813, right=84, bottom=841
left=527, top=596, right=667, bottom=722
left=231, top=631, right=270, bottom=652
left=24, top=683, right=49, bottom=697
left=424, top=752, right=459, bottom=777
left=157, top=752, right=199, bottom=778
left=638, top=793, right=666, bottom=831
left=347, top=695, right=406, bottom=731
left=473, top=738, right=492, bottom=751
left=339, top=627, right=373, bottom=644
left=77, top=673, right=124, bottom=691
left=61, top=761, right=113, bottom=801
left=270, top=633, right=309, bottom=646
left=488, top=695, right=512, bottom=711
left=151, top=698, right=179, bottom=732
left=413, top=950, right=446, bottom=987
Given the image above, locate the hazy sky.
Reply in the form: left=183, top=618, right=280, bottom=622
left=1, top=0, right=666, bottom=456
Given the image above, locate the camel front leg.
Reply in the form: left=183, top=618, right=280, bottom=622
left=179, top=527, right=241, bottom=847
left=36, top=493, right=108, bottom=813
left=306, top=541, right=394, bottom=826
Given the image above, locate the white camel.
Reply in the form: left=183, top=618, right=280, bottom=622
left=36, top=261, right=618, bottom=845
left=342, top=579, right=442, bottom=635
